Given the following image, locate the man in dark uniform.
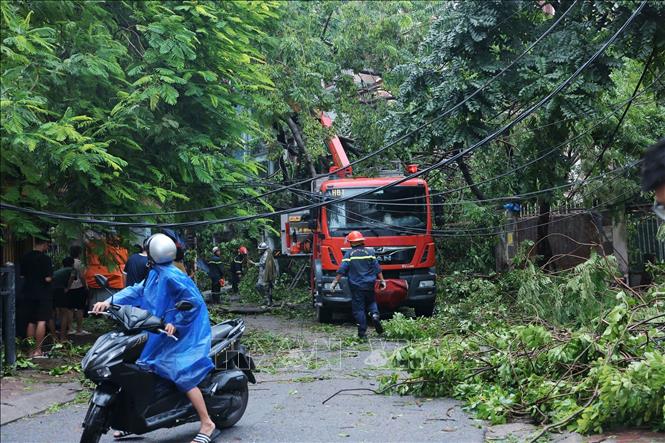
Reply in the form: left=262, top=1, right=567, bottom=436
left=641, top=138, right=665, bottom=220
left=230, top=246, right=248, bottom=295
left=209, top=246, right=224, bottom=303
left=331, top=231, right=386, bottom=339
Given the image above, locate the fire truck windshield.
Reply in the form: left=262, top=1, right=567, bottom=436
left=326, top=186, right=427, bottom=237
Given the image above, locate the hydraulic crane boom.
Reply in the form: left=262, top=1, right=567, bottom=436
left=320, top=112, right=352, bottom=178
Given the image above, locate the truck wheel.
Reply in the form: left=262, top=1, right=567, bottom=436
left=414, top=302, right=435, bottom=317
left=316, top=305, right=333, bottom=323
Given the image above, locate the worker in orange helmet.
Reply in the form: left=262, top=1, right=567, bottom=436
left=331, top=231, right=387, bottom=339
left=230, top=246, right=248, bottom=295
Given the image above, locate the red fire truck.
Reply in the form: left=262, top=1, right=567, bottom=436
left=281, top=113, right=436, bottom=323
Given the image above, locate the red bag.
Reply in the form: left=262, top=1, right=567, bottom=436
left=374, top=279, right=408, bottom=310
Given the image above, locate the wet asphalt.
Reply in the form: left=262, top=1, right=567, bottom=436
left=1, top=314, right=485, bottom=443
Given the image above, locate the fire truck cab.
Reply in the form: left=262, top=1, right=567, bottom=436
left=309, top=175, right=436, bottom=322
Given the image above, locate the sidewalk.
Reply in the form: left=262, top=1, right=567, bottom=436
left=1, top=370, right=82, bottom=425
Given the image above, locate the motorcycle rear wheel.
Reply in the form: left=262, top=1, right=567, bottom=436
left=213, top=384, right=249, bottom=428
left=80, top=403, right=108, bottom=443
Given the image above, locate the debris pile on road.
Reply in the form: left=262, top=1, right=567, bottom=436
left=380, top=256, right=665, bottom=437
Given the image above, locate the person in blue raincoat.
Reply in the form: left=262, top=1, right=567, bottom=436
left=92, top=233, right=217, bottom=443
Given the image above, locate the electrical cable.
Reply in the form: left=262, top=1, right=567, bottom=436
left=323, top=181, right=637, bottom=239
left=302, top=160, right=640, bottom=238
left=0, top=1, right=645, bottom=228
left=0, top=1, right=579, bottom=220
left=292, top=159, right=640, bottom=209
left=428, top=186, right=639, bottom=238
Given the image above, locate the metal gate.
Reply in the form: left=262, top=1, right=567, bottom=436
left=0, top=265, right=17, bottom=370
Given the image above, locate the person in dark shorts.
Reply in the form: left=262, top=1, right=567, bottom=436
left=20, top=238, right=53, bottom=358
left=69, top=245, right=90, bottom=335
left=53, top=257, right=75, bottom=341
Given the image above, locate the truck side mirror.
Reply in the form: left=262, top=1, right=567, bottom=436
left=95, top=274, right=109, bottom=289
left=308, top=208, right=318, bottom=229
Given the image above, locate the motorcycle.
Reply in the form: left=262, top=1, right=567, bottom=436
left=80, top=275, right=255, bottom=443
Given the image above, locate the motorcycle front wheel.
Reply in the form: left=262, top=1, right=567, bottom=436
left=213, top=384, right=249, bottom=428
left=80, top=403, right=108, bottom=443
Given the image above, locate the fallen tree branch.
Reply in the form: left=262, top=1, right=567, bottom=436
left=528, top=388, right=599, bottom=443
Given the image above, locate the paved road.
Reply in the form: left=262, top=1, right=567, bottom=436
left=1, top=314, right=485, bottom=443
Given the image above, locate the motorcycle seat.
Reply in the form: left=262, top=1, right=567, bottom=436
left=211, top=323, right=234, bottom=345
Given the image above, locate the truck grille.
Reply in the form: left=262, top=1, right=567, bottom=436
left=341, top=246, right=416, bottom=265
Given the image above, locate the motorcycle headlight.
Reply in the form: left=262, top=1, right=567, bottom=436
left=96, top=367, right=112, bottom=378
left=419, top=280, right=435, bottom=288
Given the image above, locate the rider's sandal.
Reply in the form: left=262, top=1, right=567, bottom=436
left=192, top=428, right=219, bottom=443
left=113, top=431, right=132, bottom=440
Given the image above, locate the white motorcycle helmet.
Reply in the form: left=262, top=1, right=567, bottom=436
left=146, top=233, right=177, bottom=264
left=258, top=242, right=268, bottom=250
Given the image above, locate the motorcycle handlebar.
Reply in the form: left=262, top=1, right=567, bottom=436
left=89, top=305, right=177, bottom=341
left=157, top=329, right=178, bottom=341
left=88, top=311, right=110, bottom=316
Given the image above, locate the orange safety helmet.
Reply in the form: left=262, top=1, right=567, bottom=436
left=238, top=246, right=248, bottom=254
left=346, top=231, right=365, bottom=244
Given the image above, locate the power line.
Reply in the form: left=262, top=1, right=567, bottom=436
left=314, top=160, right=639, bottom=237
left=296, top=159, right=640, bottom=208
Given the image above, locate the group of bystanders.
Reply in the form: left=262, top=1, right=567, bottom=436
left=19, top=243, right=90, bottom=357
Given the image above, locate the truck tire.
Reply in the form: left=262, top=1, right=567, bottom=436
left=414, top=302, right=435, bottom=317
left=316, top=304, right=333, bottom=323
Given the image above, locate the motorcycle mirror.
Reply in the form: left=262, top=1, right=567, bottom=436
left=95, top=274, right=110, bottom=289
left=175, top=300, right=194, bottom=311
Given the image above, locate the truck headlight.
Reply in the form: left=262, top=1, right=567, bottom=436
left=418, top=280, right=435, bottom=288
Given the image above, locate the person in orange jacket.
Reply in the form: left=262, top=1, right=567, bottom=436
left=85, top=236, right=128, bottom=309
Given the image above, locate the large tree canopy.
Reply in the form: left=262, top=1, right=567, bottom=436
left=1, top=0, right=278, bottom=237
left=2, top=0, right=663, bottom=249
left=383, top=0, right=664, bottom=268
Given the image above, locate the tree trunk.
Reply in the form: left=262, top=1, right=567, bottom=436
left=456, top=153, right=486, bottom=201
left=284, top=116, right=317, bottom=178
left=536, top=199, right=553, bottom=269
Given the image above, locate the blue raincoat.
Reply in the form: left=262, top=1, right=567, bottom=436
left=107, top=263, right=213, bottom=392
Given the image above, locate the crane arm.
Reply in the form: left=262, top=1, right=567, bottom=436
left=320, top=112, right=352, bottom=177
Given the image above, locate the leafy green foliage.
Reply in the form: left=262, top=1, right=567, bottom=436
left=1, top=1, right=279, bottom=237
left=257, top=1, right=435, bottom=181
left=512, top=253, right=622, bottom=326
left=383, top=312, right=442, bottom=340
left=386, top=0, right=665, bottom=253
